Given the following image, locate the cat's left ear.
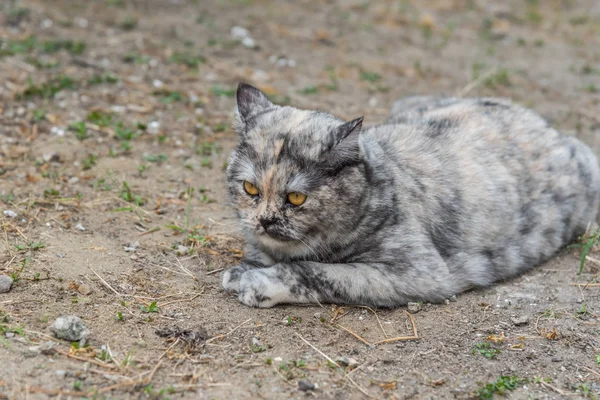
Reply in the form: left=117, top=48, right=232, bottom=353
left=235, top=83, right=273, bottom=125
left=332, top=117, right=363, bottom=145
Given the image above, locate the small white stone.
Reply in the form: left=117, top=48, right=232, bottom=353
left=3, top=210, right=17, bottom=218
left=152, top=79, right=164, bottom=88
left=41, top=19, right=53, bottom=29
left=231, top=26, right=250, bottom=40
left=148, top=121, right=161, bottom=135
left=241, top=37, right=256, bottom=48
left=75, top=224, right=85, bottom=231
left=76, top=18, right=89, bottom=28
left=110, top=105, right=126, bottom=113
left=287, top=59, right=296, bottom=68
left=0, top=275, right=13, bottom=293
left=51, top=126, right=65, bottom=136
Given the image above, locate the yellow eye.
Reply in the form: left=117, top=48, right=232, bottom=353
left=287, top=192, right=307, bottom=206
left=243, top=181, right=259, bottom=196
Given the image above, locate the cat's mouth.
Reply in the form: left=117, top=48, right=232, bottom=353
left=260, top=230, right=296, bottom=242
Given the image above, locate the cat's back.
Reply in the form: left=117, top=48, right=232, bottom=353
left=363, top=96, right=600, bottom=284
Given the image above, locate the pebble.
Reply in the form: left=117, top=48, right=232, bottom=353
left=148, top=121, right=161, bottom=135
left=50, top=126, right=65, bottom=136
left=335, top=356, right=359, bottom=368
left=407, top=302, right=422, bottom=313
left=124, top=241, right=140, bottom=252
left=298, top=380, right=317, bottom=391
left=68, top=177, right=80, bottom=185
left=231, top=26, right=250, bottom=40
left=444, top=299, right=451, bottom=305
left=55, top=370, right=67, bottom=378
left=3, top=210, right=17, bottom=218
left=75, top=224, right=85, bottom=231
left=77, top=284, right=93, bottom=295
left=176, top=245, right=189, bottom=255
left=51, top=315, right=90, bottom=342
left=0, top=275, right=14, bottom=293
left=449, top=295, right=458, bottom=302
left=510, top=315, right=529, bottom=326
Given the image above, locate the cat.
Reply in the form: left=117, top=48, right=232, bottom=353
left=221, top=83, right=600, bottom=308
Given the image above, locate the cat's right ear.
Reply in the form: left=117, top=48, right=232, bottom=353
left=235, top=83, right=273, bottom=127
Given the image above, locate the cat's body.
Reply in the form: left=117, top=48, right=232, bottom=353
left=222, top=84, right=600, bottom=308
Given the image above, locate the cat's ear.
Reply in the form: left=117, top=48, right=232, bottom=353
left=332, top=117, right=363, bottom=146
left=235, top=83, right=273, bottom=125
left=324, top=117, right=364, bottom=167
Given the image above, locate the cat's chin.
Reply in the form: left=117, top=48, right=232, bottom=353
left=256, top=234, right=314, bottom=258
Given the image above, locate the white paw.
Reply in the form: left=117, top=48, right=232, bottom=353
left=238, top=269, right=290, bottom=308
left=221, top=265, right=249, bottom=292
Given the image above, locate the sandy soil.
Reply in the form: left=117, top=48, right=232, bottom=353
left=1, top=0, right=599, bottom=399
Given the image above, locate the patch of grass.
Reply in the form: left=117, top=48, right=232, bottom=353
left=298, top=86, right=319, bottom=95
left=25, top=56, right=60, bottom=69
left=0, top=36, right=37, bottom=56
left=119, top=16, right=138, bottom=31
left=140, top=301, right=159, bottom=313
left=360, top=71, right=381, bottom=82
left=115, top=311, right=125, bottom=321
left=472, top=342, right=500, bottom=359
left=596, top=354, right=600, bottom=364
left=86, top=111, right=113, bottom=127
left=575, top=383, right=599, bottom=399
left=43, top=188, right=60, bottom=198
left=155, top=90, right=185, bottom=104
left=87, top=74, right=118, bottom=85
left=200, top=158, right=213, bottom=168
left=33, top=110, right=46, bottom=122
left=122, top=52, right=150, bottom=64
left=250, top=343, right=267, bottom=353
left=169, top=51, right=205, bottom=68
left=485, top=68, right=511, bottom=89
left=20, top=75, right=77, bottom=99
left=476, top=376, right=524, bottom=399
left=120, top=181, right=145, bottom=206
left=142, top=153, right=167, bottom=163
left=115, top=123, right=136, bottom=141
left=82, top=154, right=97, bottom=171
left=15, top=242, right=46, bottom=251
left=210, top=85, right=236, bottom=97
left=39, top=39, right=86, bottom=55
left=584, top=84, right=598, bottom=93
left=197, top=142, right=222, bottom=156
left=213, top=123, right=228, bottom=133
left=569, top=229, right=600, bottom=274
left=70, top=121, right=87, bottom=140
left=284, top=316, right=302, bottom=326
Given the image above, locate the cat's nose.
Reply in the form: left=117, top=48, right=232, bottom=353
left=259, top=216, right=278, bottom=230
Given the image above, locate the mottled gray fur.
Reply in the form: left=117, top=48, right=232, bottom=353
left=222, top=83, right=600, bottom=308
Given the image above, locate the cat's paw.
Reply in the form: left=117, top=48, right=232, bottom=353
left=221, top=265, right=249, bottom=292
left=238, top=269, right=289, bottom=308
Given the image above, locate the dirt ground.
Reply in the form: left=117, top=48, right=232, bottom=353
left=0, top=0, right=599, bottom=399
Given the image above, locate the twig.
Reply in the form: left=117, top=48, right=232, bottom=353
left=55, top=349, right=117, bottom=370
left=372, top=311, right=419, bottom=345
left=24, top=330, right=56, bottom=341
left=158, top=292, right=202, bottom=308
left=175, top=257, right=196, bottom=280
left=581, top=365, right=600, bottom=379
left=357, top=306, right=388, bottom=338
left=97, top=360, right=163, bottom=394
left=538, top=380, right=571, bottom=396
left=457, top=67, right=499, bottom=97
left=332, top=323, right=372, bottom=346
left=205, top=318, right=252, bottom=344
left=206, top=268, right=224, bottom=276
left=158, top=338, right=180, bottom=360
left=26, top=387, right=88, bottom=397
left=88, top=266, right=123, bottom=296
left=295, top=332, right=373, bottom=398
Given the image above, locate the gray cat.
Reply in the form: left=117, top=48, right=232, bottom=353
left=221, top=83, right=600, bottom=308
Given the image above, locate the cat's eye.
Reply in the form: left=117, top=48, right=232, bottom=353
left=243, top=181, right=260, bottom=196
left=287, top=192, right=307, bottom=206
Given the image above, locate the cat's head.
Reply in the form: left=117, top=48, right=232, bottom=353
left=226, top=83, right=367, bottom=259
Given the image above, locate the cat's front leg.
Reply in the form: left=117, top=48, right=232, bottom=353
left=237, top=260, right=451, bottom=308
left=221, top=245, right=275, bottom=293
